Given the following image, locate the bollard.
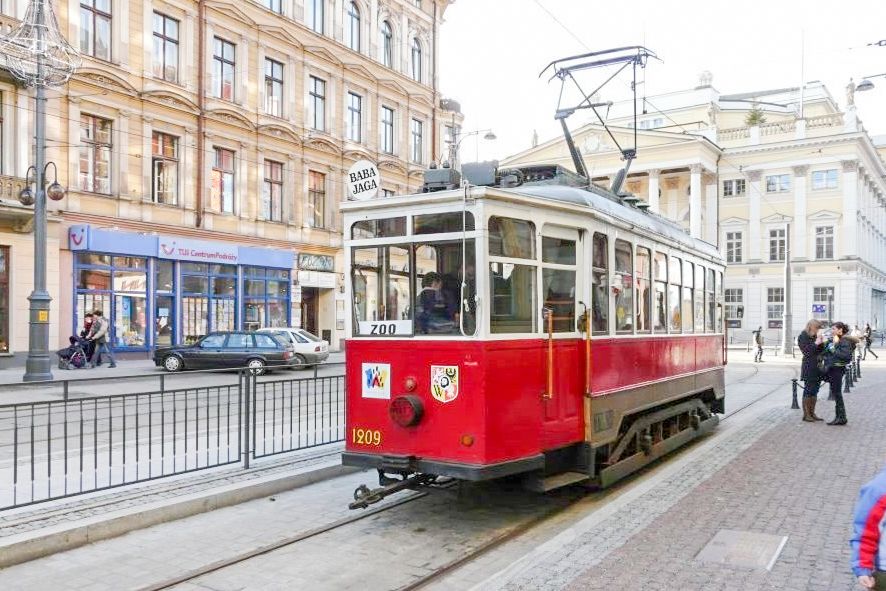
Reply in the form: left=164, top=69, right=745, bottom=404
left=844, top=368, right=852, bottom=394
left=791, top=379, right=800, bottom=409
left=850, top=362, right=858, bottom=386
left=856, top=358, right=862, bottom=379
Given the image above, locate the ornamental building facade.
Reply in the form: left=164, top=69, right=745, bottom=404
left=0, top=0, right=462, bottom=364
left=502, top=75, right=886, bottom=344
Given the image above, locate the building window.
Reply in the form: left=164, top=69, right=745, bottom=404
left=815, top=226, right=834, bottom=260
left=308, top=0, right=324, bottom=34
left=262, top=0, right=282, bottom=13
left=79, top=114, right=112, bottom=194
left=380, top=21, right=393, bottom=67
left=346, top=92, right=363, bottom=143
left=380, top=106, right=395, bottom=154
left=80, top=0, right=111, bottom=61
left=243, top=267, right=290, bottom=331
left=812, top=169, right=838, bottom=190
left=812, top=287, right=833, bottom=323
left=767, top=287, right=784, bottom=325
left=264, top=58, right=284, bottom=117
left=0, top=246, right=8, bottom=352
left=212, top=38, right=235, bottom=101
left=722, top=178, right=745, bottom=197
left=263, top=160, right=283, bottom=222
left=211, top=147, right=235, bottom=214
left=769, top=228, right=786, bottom=262
left=346, top=1, right=360, bottom=51
left=308, top=170, right=326, bottom=228
left=152, top=12, right=179, bottom=82
left=725, top=288, right=743, bottom=328
left=180, top=262, right=237, bottom=344
left=725, top=231, right=742, bottom=264
left=75, top=254, right=148, bottom=348
left=411, top=38, right=422, bottom=82
left=151, top=131, right=178, bottom=205
left=411, top=118, right=423, bottom=164
left=309, top=76, right=326, bottom=131
left=765, top=174, right=791, bottom=193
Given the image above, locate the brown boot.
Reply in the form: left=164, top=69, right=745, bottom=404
left=802, top=398, right=816, bottom=422
left=809, top=398, right=824, bottom=421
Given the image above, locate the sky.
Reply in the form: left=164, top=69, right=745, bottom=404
left=438, top=0, right=886, bottom=163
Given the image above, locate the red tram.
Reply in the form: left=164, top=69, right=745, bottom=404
left=341, top=162, right=726, bottom=507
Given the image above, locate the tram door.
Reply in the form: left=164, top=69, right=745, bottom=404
left=540, top=226, right=585, bottom=448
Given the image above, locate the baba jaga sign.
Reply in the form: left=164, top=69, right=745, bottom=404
left=347, top=160, right=380, bottom=200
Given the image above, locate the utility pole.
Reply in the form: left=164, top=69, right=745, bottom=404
left=782, top=222, right=793, bottom=355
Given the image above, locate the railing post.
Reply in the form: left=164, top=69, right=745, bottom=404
left=791, top=379, right=800, bottom=409
left=314, top=363, right=319, bottom=380
left=242, top=369, right=251, bottom=469
left=63, top=380, right=69, bottom=401
left=160, top=373, right=165, bottom=395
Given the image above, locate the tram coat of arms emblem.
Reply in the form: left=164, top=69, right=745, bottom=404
left=430, top=365, right=459, bottom=403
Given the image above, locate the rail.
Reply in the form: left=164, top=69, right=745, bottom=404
left=0, top=363, right=346, bottom=510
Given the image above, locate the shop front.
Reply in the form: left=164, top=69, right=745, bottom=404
left=70, top=225, right=294, bottom=352
left=296, top=253, right=339, bottom=346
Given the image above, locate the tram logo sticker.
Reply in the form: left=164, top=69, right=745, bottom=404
left=362, top=363, right=391, bottom=399
left=430, top=366, right=459, bottom=403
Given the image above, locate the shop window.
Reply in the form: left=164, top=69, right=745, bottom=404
left=74, top=254, right=147, bottom=348
left=0, top=246, right=8, bottom=352
left=242, top=266, right=290, bottom=331
left=181, top=263, right=237, bottom=343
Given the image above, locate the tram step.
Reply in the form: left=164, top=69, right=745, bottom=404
left=525, top=471, right=590, bottom=493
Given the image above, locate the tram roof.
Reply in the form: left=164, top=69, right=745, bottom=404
left=342, top=183, right=722, bottom=261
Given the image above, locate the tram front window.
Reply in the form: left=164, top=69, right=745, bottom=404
left=352, top=245, right=411, bottom=336
left=415, top=241, right=476, bottom=336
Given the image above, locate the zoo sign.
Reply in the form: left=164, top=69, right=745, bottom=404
left=347, top=160, right=380, bottom=201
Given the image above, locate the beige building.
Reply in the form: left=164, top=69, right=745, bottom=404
left=503, top=75, right=886, bottom=343
left=0, top=0, right=462, bottom=365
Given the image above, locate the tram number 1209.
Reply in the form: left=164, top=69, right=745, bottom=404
left=352, top=428, right=382, bottom=446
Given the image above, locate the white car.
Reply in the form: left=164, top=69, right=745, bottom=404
left=257, top=328, right=329, bottom=368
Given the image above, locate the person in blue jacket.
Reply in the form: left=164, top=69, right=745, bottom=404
left=851, top=463, right=886, bottom=589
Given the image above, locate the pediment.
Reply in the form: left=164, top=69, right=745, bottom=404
left=409, top=93, right=434, bottom=108
left=142, top=90, right=200, bottom=113
left=75, top=68, right=139, bottom=95
left=206, top=109, right=256, bottom=130
left=761, top=212, right=792, bottom=224
left=304, top=46, right=344, bottom=67
left=808, top=209, right=841, bottom=221
left=721, top=216, right=748, bottom=226
left=205, top=1, right=256, bottom=26
left=258, top=124, right=301, bottom=144
left=260, top=26, right=303, bottom=49
left=305, top=137, right=342, bottom=156
left=344, top=147, right=373, bottom=161
left=408, top=168, right=425, bottom=179
left=343, top=62, right=376, bottom=81
left=378, top=159, right=407, bottom=175
left=378, top=79, right=409, bottom=96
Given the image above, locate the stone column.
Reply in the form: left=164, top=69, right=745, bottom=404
left=792, top=165, right=808, bottom=260
left=689, top=164, right=702, bottom=239
left=842, top=160, right=858, bottom=258
left=647, top=169, right=660, bottom=212
left=748, top=171, right=762, bottom=262
left=664, top=177, right=679, bottom=222
left=704, top=173, right=717, bottom=244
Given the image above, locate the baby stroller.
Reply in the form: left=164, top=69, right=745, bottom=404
left=56, top=336, right=89, bottom=370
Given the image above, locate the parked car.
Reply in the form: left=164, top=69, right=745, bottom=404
left=257, top=327, right=329, bottom=368
left=153, top=331, right=296, bottom=374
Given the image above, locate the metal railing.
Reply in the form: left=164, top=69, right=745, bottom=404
left=0, top=364, right=345, bottom=510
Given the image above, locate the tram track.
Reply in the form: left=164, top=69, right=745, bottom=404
left=141, top=362, right=797, bottom=591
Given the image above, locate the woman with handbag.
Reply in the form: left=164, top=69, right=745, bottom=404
left=822, top=322, right=856, bottom=426
left=797, top=319, right=825, bottom=422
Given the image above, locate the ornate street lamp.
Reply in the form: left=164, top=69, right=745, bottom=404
left=447, top=128, right=497, bottom=169
left=0, top=0, right=79, bottom=382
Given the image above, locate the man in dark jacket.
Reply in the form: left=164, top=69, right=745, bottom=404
left=797, top=319, right=825, bottom=422
left=822, top=322, right=855, bottom=425
left=753, top=327, right=764, bottom=362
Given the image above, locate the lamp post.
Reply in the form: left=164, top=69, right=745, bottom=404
left=448, top=128, right=497, bottom=169
left=0, top=0, right=79, bottom=382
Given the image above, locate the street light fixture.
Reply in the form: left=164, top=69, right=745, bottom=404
left=448, top=128, right=497, bottom=169
left=856, top=73, right=886, bottom=93
left=0, top=0, right=80, bottom=382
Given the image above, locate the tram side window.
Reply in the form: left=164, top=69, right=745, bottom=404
left=653, top=252, right=667, bottom=332
left=352, top=245, right=411, bottom=336
left=489, top=217, right=535, bottom=259
left=351, top=217, right=406, bottom=239
left=542, top=236, right=576, bottom=333
left=614, top=240, right=633, bottom=333
left=716, top=270, right=724, bottom=330
left=592, top=233, right=609, bottom=334
left=415, top=241, right=476, bottom=336
left=669, top=256, right=682, bottom=332
left=694, top=264, right=705, bottom=333
left=490, top=263, right=536, bottom=333
left=706, top=268, right=716, bottom=332
left=636, top=247, right=651, bottom=333
left=415, top=211, right=475, bottom=235
left=682, top=260, right=694, bottom=333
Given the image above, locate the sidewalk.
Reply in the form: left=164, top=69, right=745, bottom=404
left=469, top=363, right=886, bottom=591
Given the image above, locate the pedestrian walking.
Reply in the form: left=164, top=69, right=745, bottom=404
left=87, top=310, right=117, bottom=369
left=753, top=326, right=764, bottom=362
left=797, top=319, right=825, bottom=422
left=850, top=462, right=886, bottom=589
left=853, top=324, right=865, bottom=362
left=864, top=323, right=879, bottom=360
left=822, top=321, right=855, bottom=426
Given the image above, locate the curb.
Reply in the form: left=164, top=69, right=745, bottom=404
left=0, top=459, right=356, bottom=569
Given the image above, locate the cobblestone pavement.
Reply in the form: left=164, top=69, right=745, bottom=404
left=473, top=360, right=886, bottom=591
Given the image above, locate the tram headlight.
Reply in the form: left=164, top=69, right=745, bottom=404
left=389, top=395, right=424, bottom=427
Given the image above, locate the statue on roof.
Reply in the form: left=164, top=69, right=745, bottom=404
left=846, top=78, right=856, bottom=107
